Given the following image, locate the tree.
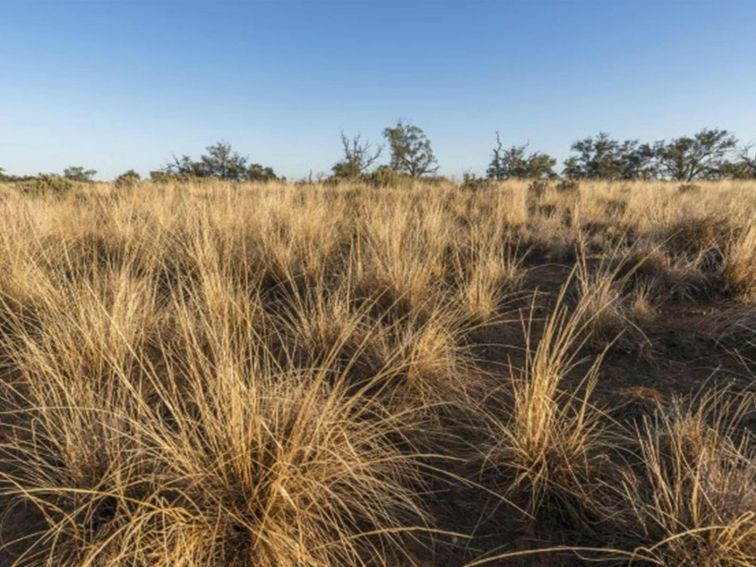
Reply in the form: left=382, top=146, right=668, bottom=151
left=63, top=166, right=97, bottom=182
left=383, top=121, right=438, bottom=177
left=563, top=133, right=650, bottom=180
left=654, top=129, right=738, bottom=181
left=486, top=132, right=556, bottom=180
left=199, top=141, right=250, bottom=180
left=247, top=163, right=278, bottom=182
left=164, top=154, right=203, bottom=178
left=161, top=141, right=278, bottom=182
left=331, top=132, right=382, bottom=179
left=625, top=142, right=661, bottom=180
left=720, top=146, right=756, bottom=179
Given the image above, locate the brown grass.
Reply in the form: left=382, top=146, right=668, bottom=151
left=617, top=390, right=756, bottom=566
left=0, top=178, right=754, bottom=565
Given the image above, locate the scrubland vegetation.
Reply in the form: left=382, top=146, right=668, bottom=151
left=0, top=176, right=754, bottom=566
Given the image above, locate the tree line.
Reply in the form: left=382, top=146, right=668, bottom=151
left=1, top=122, right=754, bottom=185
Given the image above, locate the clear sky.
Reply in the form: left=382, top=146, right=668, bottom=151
left=1, top=0, right=755, bottom=180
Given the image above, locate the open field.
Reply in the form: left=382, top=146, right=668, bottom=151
left=0, top=179, right=754, bottom=565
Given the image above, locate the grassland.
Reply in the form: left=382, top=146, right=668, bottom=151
left=0, top=178, right=754, bottom=565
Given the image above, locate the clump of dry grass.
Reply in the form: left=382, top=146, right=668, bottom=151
left=452, top=225, right=527, bottom=321
left=481, top=282, right=614, bottom=526
left=724, top=223, right=756, bottom=305
left=367, top=300, right=479, bottom=416
left=616, top=390, right=756, bottom=566
left=574, top=249, right=633, bottom=344
left=571, top=244, right=655, bottom=352
left=0, top=285, right=429, bottom=566
left=618, top=240, right=712, bottom=303
left=354, top=198, right=451, bottom=316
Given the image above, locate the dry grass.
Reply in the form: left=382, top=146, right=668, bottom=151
left=0, top=178, right=754, bottom=565
left=725, top=223, right=756, bottom=305
left=481, top=281, right=613, bottom=525
left=617, top=390, right=756, bottom=566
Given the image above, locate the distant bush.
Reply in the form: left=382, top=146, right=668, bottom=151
left=155, top=141, right=279, bottom=183
left=114, top=169, right=141, bottom=188
left=63, top=166, right=97, bottom=183
left=149, top=170, right=173, bottom=183
left=487, top=132, right=557, bottom=180
left=330, top=132, right=382, bottom=181
left=16, top=174, right=76, bottom=195
left=365, top=165, right=406, bottom=187
left=246, top=163, right=278, bottom=182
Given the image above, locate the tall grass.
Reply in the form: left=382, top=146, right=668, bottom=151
left=0, top=178, right=754, bottom=565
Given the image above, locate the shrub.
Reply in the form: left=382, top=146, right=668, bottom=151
left=365, top=164, right=407, bottom=187
left=15, top=173, right=75, bottom=195
left=114, top=169, right=141, bottom=188
left=487, top=132, right=557, bottom=180
left=330, top=132, right=382, bottom=180
left=155, top=142, right=279, bottom=182
left=63, top=165, right=97, bottom=182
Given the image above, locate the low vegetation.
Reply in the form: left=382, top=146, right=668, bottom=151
left=0, top=177, right=754, bottom=566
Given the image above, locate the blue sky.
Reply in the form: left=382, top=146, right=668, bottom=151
left=1, top=0, right=755, bottom=180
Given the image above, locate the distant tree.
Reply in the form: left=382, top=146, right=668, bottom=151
left=198, top=141, right=250, bottom=180
left=0, top=167, right=7, bottom=182
left=719, top=146, right=756, bottom=179
left=246, top=163, right=278, bottom=182
left=331, top=132, right=382, bottom=179
left=739, top=147, right=756, bottom=179
left=654, top=129, right=739, bottom=181
left=563, top=133, right=651, bottom=180
left=160, top=141, right=278, bottom=182
left=164, top=154, right=203, bottom=178
left=486, top=132, right=556, bottom=180
left=624, top=142, right=661, bottom=180
left=63, top=166, right=97, bottom=182
left=383, top=121, right=438, bottom=177
left=486, top=133, right=508, bottom=180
